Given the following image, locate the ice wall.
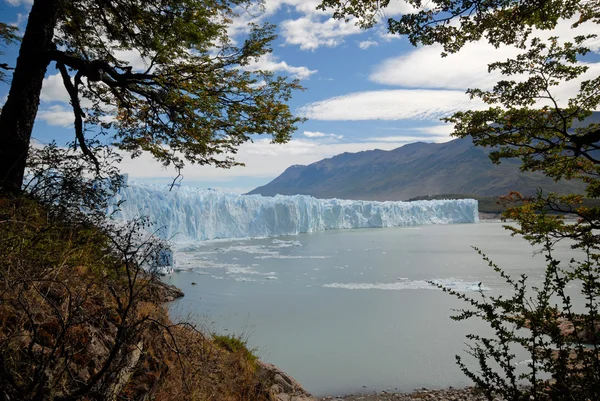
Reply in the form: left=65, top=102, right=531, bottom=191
left=110, top=184, right=478, bottom=242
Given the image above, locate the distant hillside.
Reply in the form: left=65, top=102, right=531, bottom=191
left=248, top=137, right=586, bottom=201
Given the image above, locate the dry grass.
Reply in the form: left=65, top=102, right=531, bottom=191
left=146, top=323, right=271, bottom=401
left=0, top=194, right=274, bottom=401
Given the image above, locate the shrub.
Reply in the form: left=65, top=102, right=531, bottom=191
left=436, top=200, right=600, bottom=400
left=213, top=333, right=259, bottom=365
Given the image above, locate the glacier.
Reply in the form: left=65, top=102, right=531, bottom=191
left=109, top=183, right=478, bottom=242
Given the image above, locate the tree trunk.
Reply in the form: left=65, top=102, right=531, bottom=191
left=0, top=0, right=61, bottom=193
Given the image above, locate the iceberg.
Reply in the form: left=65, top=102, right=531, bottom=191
left=110, top=184, right=478, bottom=242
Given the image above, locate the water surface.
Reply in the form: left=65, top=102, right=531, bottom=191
left=165, top=222, right=582, bottom=396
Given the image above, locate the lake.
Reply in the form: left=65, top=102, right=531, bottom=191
left=164, top=221, right=582, bottom=396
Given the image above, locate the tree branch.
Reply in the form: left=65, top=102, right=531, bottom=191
left=50, top=50, right=155, bottom=84
left=57, top=62, right=100, bottom=173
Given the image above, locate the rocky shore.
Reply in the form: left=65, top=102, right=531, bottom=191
left=262, top=373, right=490, bottom=401
left=319, top=387, right=489, bottom=401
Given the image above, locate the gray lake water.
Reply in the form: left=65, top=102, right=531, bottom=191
left=164, top=221, right=583, bottom=396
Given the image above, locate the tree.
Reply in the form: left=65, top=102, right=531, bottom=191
left=0, top=3, right=300, bottom=398
left=319, top=0, right=600, bottom=398
left=0, top=0, right=303, bottom=193
left=316, top=1, right=600, bottom=182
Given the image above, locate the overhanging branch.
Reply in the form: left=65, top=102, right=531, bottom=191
left=57, top=62, right=100, bottom=173
left=49, top=50, right=156, bottom=85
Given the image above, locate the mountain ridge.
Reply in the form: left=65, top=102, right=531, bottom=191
left=248, top=138, right=586, bottom=201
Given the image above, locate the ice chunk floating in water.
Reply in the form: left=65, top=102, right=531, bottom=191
left=110, top=184, right=478, bottom=241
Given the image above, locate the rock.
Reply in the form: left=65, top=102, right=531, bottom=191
left=274, top=373, right=295, bottom=393
left=524, top=314, right=600, bottom=344
left=557, top=316, right=600, bottom=343
left=105, top=341, right=144, bottom=401
left=146, top=278, right=184, bottom=302
left=271, top=383, right=284, bottom=394
left=257, top=360, right=317, bottom=401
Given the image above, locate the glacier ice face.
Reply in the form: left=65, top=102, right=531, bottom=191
left=109, top=184, right=478, bottom=242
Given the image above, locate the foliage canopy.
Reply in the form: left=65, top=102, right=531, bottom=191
left=0, top=0, right=303, bottom=191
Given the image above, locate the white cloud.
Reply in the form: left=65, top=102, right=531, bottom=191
left=280, top=16, right=362, bottom=51
left=10, top=12, right=28, bottom=27
left=358, top=40, right=378, bottom=50
left=585, top=35, right=600, bottom=53
left=37, top=105, right=74, bottom=127
left=112, top=48, right=151, bottom=72
left=5, top=0, right=33, bottom=6
left=227, top=0, right=325, bottom=40
left=236, top=0, right=324, bottom=19
left=299, top=89, right=485, bottom=121
left=244, top=53, right=317, bottom=79
left=303, top=131, right=343, bottom=139
left=40, top=73, right=96, bottom=109
left=412, top=124, right=455, bottom=136
left=249, top=80, right=267, bottom=88
left=365, top=124, right=454, bottom=143
left=549, top=62, right=600, bottom=108
left=228, top=0, right=413, bottom=51
left=370, top=42, right=516, bottom=90
left=40, top=73, right=70, bottom=103
left=383, top=1, right=420, bottom=15
left=274, top=0, right=417, bottom=50
left=300, top=68, right=600, bottom=122
left=370, top=17, right=600, bottom=92
left=117, top=137, right=422, bottom=182
left=274, top=0, right=324, bottom=16
left=244, top=0, right=326, bottom=20
left=334, top=16, right=600, bottom=121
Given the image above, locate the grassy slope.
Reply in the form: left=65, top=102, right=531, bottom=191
left=0, top=195, right=273, bottom=401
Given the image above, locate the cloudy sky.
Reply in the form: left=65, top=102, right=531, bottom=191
left=1, top=0, right=599, bottom=192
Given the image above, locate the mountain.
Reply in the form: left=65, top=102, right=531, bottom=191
left=247, top=138, right=586, bottom=201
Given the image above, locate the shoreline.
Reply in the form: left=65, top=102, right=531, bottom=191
left=478, top=212, right=503, bottom=220
left=159, top=280, right=486, bottom=401
left=318, top=387, right=488, bottom=401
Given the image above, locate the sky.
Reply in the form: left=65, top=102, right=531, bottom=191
left=1, top=0, right=600, bottom=193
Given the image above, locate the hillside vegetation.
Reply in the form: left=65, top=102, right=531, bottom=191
left=0, top=194, right=279, bottom=401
